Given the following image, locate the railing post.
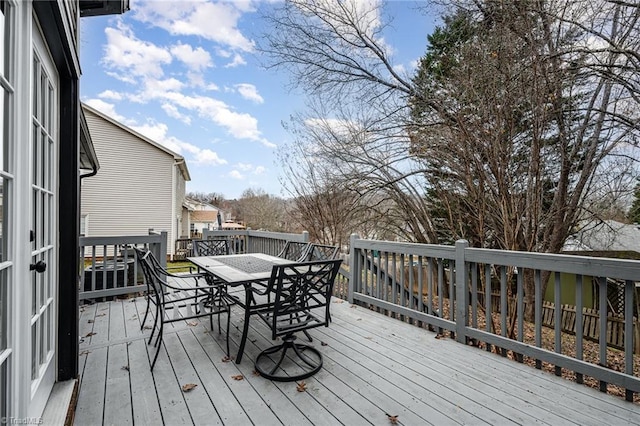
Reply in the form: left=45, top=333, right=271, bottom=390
left=302, top=230, right=309, bottom=243
left=159, top=231, right=167, bottom=269
left=455, top=239, right=469, bottom=344
left=348, top=233, right=360, bottom=304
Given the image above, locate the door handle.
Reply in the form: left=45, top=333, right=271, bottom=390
left=30, top=260, right=47, bottom=273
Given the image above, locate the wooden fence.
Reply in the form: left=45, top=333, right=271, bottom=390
left=541, top=301, right=640, bottom=354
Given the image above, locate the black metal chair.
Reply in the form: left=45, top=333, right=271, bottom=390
left=307, top=244, right=340, bottom=260
left=133, top=247, right=230, bottom=370
left=277, top=241, right=312, bottom=261
left=253, top=258, right=343, bottom=381
left=192, top=238, right=229, bottom=256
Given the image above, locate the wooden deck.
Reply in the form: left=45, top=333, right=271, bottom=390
left=74, top=294, right=640, bottom=425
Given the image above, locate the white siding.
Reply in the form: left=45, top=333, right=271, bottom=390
left=81, top=107, right=183, bottom=256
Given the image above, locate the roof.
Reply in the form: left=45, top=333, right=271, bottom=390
left=221, top=221, right=246, bottom=230
left=569, top=220, right=640, bottom=253
left=191, top=210, right=220, bottom=223
left=81, top=102, right=190, bottom=181
left=79, top=107, right=99, bottom=173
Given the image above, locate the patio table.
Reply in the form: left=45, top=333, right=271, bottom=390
left=188, top=253, right=294, bottom=363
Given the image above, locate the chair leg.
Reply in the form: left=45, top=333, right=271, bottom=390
left=254, top=335, right=323, bottom=382
left=140, top=294, right=151, bottom=330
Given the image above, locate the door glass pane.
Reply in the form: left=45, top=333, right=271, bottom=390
left=32, top=56, right=38, bottom=118
left=0, top=269, right=5, bottom=350
left=0, top=361, right=6, bottom=421
left=0, top=178, right=4, bottom=263
left=31, top=323, right=36, bottom=379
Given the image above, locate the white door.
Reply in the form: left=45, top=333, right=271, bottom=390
left=27, top=17, right=58, bottom=418
left=0, top=3, right=58, bottom=419
left=0, top=1, right=12, bottom=419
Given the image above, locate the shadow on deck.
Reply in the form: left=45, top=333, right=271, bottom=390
left=74, top=295, right=640, bottom=425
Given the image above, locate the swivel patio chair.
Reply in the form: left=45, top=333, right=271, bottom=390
left=133, top=247, right=230, bottom=370
left=192, top=238, right=229, bottom=257
left=276, top=241, right=312, bottom=261
left=307, top=244, right=340, bottom=261
left=253, top=258, right=343, bottom=381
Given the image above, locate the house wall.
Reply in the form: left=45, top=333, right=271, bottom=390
left=81, top=107, right=177, bottom=256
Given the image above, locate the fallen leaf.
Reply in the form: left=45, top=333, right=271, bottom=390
left=365, top=336, right=373, bottom=340
left=333, top=299, right=344, bottom=304
left=296, top=381, right=307, bottom=392
left=187, top=321, right=198, bottom=326
left=85, top=332, right=96, bottom=337
left=182, top=383, right=197, bottom=392
left=321, top=341, right=328, bottom=346
left=143, top=326, right=152, bottom=330
left=96, top=313, right=106, bottom=317
left=79, top=350, right=90, bottom=356
left=87, top=319, right=94, bottom=323
left=222, top=356, right=234, bottom=363
left=252, top=370, right=261, bottom=376
left=231, top=375, right=244, bottom=381
left=121, top=365, right=129, bottom=371
left=350, top=305, right=357, bottom=309
left=387, top=414, right=398, bottom=424
left=356, top=318, right=362, bottom=321
left=435, top=334, right=443, bottom=339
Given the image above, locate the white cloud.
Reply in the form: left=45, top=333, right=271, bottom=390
left=133, top=1, right=256, bottom=52
left=224, top=53, right=247, bottom=68
left=236, top=162, right=253, bottom=171
left=162, top=103, right=191, bottom=125
left=235, top=83, right=264, bottom=104
left=130, top=119, right=227, bottom=166
left=254, top=166, right=266, bottom=175
left=195, top=149, right=228, bottom=166
left=83, top=98, right=125, bottom=122
left=98, top=90, right=123, bottom=100
left=170, top=42, right=213, bottom=71
left=103, top=22, right=172, bottom=80
left=229, top=170, right=244, bottom=179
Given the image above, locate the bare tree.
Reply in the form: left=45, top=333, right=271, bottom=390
left=261, top=0, right=640, bottom=319
left=235, top=188, right=288, bottom=231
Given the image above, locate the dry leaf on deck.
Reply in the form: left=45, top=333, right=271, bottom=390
left=296, top=381, right=307, bottom=392
left=231, top=375, right=244, bottom=381
left=87, top=319, right=94, bottom=323
left=321, top=341, right=328, bottom=346
left=79, top=350, right=90, bottom=356
left=121, top=365, right=129, bottom=371
left=435, top=334, right=443, bottom=339
left=187, top=321, right=198, bottom=326
left=387, top=414, right=398, bottom=424
left=222, top=356, right=234, bottom=363
left=85, top=332, right=96, bottom=337
left=96, top=313, right=106, bottom=317
left=252, top=370, right=261, bottom=376
left=182, top=383, right=197, bottom=392
left=333, top=299, right=344, bottom=304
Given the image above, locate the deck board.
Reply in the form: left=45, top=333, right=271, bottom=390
left=74, top=295, right=640, bottom=426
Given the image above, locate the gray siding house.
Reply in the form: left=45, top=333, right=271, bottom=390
left=81, top=103, right=190, bottom=259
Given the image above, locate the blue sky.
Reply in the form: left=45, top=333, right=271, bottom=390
left=79, top=1, right=439, bottom=199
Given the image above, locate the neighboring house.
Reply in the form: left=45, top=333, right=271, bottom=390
left=1, top=1, right=129, bottom=421
left=183, top=197, right=233, bottom=236
left=550, top=220, right=640, bottom=312
left=81, top=103, right=191, bottom=260
left=568, top=220, right=640, bottom=254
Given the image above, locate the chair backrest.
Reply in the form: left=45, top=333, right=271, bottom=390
left=132, top=247, right=162, bottom=292
left=193, top=239, right=229, bottom=256
left=265, top=259, right=343, bottom=339
left=276, top=241, right=311, bottom=261
left=307, top=244, right=339, bottom=261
